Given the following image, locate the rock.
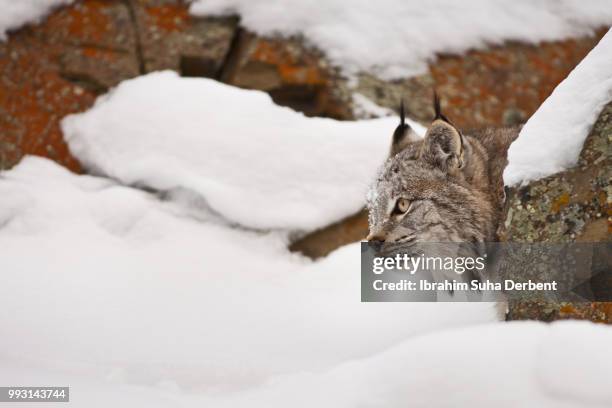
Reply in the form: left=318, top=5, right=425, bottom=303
left=501, top=101, right=611, bottom=322
left=0, top=0, right=240, bottom=171
left=221, top=33, right=354, bottom=119
left=506, top=300, right=612, bottom=323
left=355, top=72, right=434, bottom=124
left=289, top=209, right=368, bottom=259
left=59, top=47, right=140, bottom=92
left=37, top=0, right=141, bottom=91
left=0, top=28, right=94, bottom=172
left=0, top=0, right=142, bottom=171
left=35, top=0, right=137, bottom=52
left=501, top=102, right=611, bottom=243
left=129, top=0, right=237, bottom=76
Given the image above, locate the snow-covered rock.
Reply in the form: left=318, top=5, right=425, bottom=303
left=62, top=71, right=424, bottom=231
left=191, top=0, right=612, bottom=79
left=504, top=28, right=612, bottom=186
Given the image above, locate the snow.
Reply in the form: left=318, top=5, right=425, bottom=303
left=504, top=28, right=612, bottom=186
left=190, top=0, right=612, bottom=79
left=62, top=71, right=424, bottom=232
left=200, top=321, right=612, bottom=408
left=0, top=159, right=608, bottom=408
left=0, top=156, right=498, bottom=400
left=352, top=93, right=393, bottom=119
left=0, top=0, right=73, bottom=40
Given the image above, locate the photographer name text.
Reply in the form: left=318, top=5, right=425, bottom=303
left=372, top=279, right=558, bottom=292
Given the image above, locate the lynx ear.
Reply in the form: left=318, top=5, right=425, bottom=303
left=390, top=100, right=419, bottom=157
left=420, top=93, right=464, bottom=173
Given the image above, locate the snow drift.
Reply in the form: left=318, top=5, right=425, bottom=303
left=62, top=71, right=424, bottom=232
left=198, top=321, right=612, bottom=408
left=0, top=156, right=498, bottom=395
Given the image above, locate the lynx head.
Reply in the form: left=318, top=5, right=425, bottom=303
left=366, top=95, right=494, bottom=246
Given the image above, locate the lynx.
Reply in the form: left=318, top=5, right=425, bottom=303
left=366, top=96, right=518, bottom=248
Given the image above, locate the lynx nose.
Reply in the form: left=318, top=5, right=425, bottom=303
left=366, top=233, right=386, bottom=252
left=366, top=233, right=386, bottom=243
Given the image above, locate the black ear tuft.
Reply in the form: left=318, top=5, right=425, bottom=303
left=393, top=99, right=409, bottom=146
left=433, top=91, right=451, bottom=123
left=390, top=98, right=418, bottom=157
left=433, top=91, right=442, bottom=120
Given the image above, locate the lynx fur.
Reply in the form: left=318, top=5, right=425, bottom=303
left=367, top=97, right=518, bottom=246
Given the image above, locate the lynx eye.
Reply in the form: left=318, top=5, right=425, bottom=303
left=392, top=198, right=411, bottom=215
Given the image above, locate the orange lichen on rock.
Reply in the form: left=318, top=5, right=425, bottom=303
left=44, top=0, right=112, bottom=43
left=145, top=5, right=189, bottom=32
left=81, top=46, right=120, bottom=62
left=558, top=304, right=577, bottom=315
left=250, top=40, right=327, bottom=86
left=228, top=36, right=351, bottom=119
left=592, top=303, right=612, bottom=323
left=551, top=193, right=570, bottom=213
left=0, top=0, right=139, bottom=171
left=0, top=35, right=94, bottom=172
